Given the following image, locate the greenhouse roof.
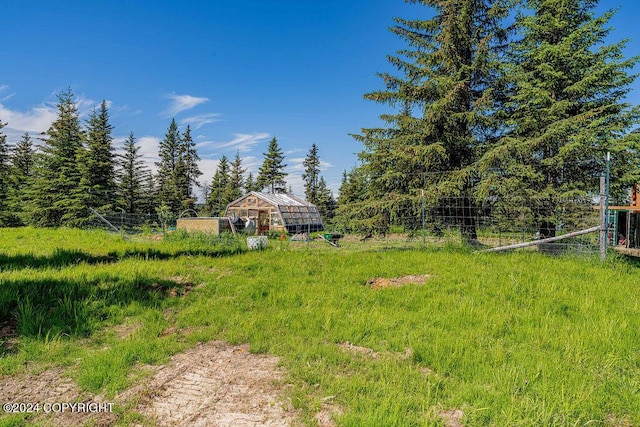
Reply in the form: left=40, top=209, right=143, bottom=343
left=245, top=192, right=311, bottom=207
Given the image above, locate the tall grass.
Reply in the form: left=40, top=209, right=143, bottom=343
left=0, top=227, right=638, bottom=425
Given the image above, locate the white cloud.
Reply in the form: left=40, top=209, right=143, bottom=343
left=0, top=103, right=57, bottom=135
left=284, top=148, right=304, bottom=156
left=288, top=156, right=333, bottom=172
left=197, top=158, right=220, bottom=184
left=137, top=136, right=162, bottom=171
left=163, top=93, right=209, bottom=117
left=289, top=157, right=306, bottom=171
left=180, top=113, right=221, bottom=130
left=284, top=172, right=305, bottom=196
left=74, top=95, right=104, bottom=118
left=212, top=132, right=270, bottom=152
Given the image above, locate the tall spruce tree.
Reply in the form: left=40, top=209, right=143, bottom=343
left=477, top=0, right=640, bottom=237
left=257, top=137, right=287, bottom=194
left=0, top=120, right=11, bottom=225
left=8, top=132, right=35, bottom=225
left=228, top=150, right=246, bottom=202
left=31, top=89, right=88, bottom=226
left=156, top=119, right=182, bottom=214
left=302, top=143, right=321, bottom=203
left=83, top=100, right=116, bottom=211
left=117, top=132, right=148, bottom=214
left=140, top=172, right=158, bottom=217
left=351, top=0, right=511, bottom=240
left=11, top=132, right=34, bottom=181
left=207, top=156, right=231, bottom=215
left=178, top=125, right=202, bottom=210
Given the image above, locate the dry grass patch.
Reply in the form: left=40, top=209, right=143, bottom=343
left=365, top=274, right=430, bottom=289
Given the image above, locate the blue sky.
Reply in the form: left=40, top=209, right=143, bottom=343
left=1, top=1, right=639, bottom=197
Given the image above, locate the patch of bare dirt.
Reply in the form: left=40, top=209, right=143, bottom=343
left=148, top=276, right=197, bottom=298
left=366, top=274, right=430, bottom=289
left=128, top=341, right=298, bottom=426
left=315, top=397, right=343, bottom=427
left=0, top=339, right=323, bottom=426
left=437, top=408, right=465, bottom=427
left=0, top=318, right=19, bottom=352
left=0, top=367, right=116, bottom=426
left=337, top=342, right=380, bottom=358
left=606, top=414, right=633, bottom=427
left=111, top=320, right=142, bottom=340
left=337, top=342, right=413, bottom=362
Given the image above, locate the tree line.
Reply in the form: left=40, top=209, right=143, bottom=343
left=0, top=89, right=336, bottom=227
left=1, top=0, right=638, bottom=237
left=336, top=0, right=640, bottom=240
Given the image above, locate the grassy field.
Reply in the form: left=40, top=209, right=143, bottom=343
left=0, top=227, right=638, bottom=426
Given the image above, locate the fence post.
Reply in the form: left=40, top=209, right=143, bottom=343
left=600, top=176, right=606, bottom=260
left=421, top=189, right=425, bottom=247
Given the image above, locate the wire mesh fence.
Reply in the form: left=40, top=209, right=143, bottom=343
left=433, top=196, right=597, bottom=242
left=85, top=211, right=172, bottom=235
left=333, top=193, right=603, bottom=255
left=85, top=193, right=604, bottom=256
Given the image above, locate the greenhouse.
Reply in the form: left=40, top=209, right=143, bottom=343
left=224, top=192, right=324, bottom=235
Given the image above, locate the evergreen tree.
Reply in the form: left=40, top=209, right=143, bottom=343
left=156, top=119, right=182, bottom=214
left=174, top=153, right=190, bottom=212
left=0, top=120, right=11, bottom=225
left=257, top=137, right=287, bottom=193
left=477, top=0, right=640, bottom=237
left=140, top=172, right=158, bottom=217
left=11, top=132, right=34, bottom=179
left=315, top=176, right=336, bottom=220
left=177, top=125, right=202, bottom=211
left=207, top=156, right=231, bottom=215
left=228, top=150, right=246, bottom=202
left=245, top=172, right=258, bottom=194
left=31, top=89, right=88, bottom=226
left=302, top=143, right=321, bottom=203
left=351, top=0, right=511, bottom=240
left=83, top=100, right=116, bottom=211
left=117, top=132, right=148, bottom=214
left=334, top=168, right=372, bottom=233
left=8, top=132, right=35, bottom=225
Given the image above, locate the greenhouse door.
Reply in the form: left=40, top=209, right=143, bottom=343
left=258, top=210, right=270, bottom=235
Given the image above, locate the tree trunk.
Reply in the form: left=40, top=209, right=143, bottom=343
left=459, top=195, right=478, bottom=244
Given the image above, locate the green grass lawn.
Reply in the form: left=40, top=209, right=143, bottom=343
left=0, top=227, right=638, bottom=426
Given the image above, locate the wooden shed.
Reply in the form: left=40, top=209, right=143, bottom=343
left=224, top=192, right=324, bottom=235
left=608, top=184, right=640, bottom=253
left=176, top=217, right=232, bottom=235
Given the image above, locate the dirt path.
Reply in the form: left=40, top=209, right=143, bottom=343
left=0, top=341, right=302, bottom=426
left=130, top=341, right=298, bottom=426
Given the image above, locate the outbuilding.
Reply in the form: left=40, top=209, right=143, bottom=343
left=224, top=192, right=324, bottom=235
left=608, top=184, right=640, bottom=251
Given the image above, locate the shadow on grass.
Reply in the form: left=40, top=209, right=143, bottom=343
left=0, top=249, right=119, bottom=271
left=120, top=246, right=244, bottom=260
left=0, top=274, right=191, bottom=352
left=0, top=245, right=245, bottom=272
